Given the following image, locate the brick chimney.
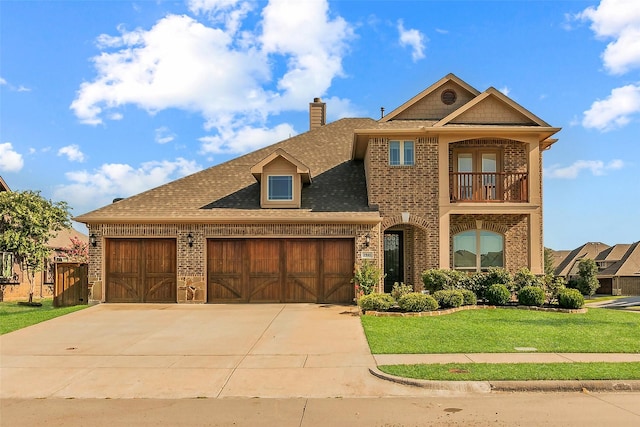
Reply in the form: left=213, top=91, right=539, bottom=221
left=309, top=98, right=326, bottom=130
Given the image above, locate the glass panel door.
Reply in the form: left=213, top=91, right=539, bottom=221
left=481, top=153, right=497, bottom=200
left=457, top=153, right=473, bottom=200
left=383, top=231, right=403, bottom=293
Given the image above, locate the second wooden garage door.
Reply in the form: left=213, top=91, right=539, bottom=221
left=207, top=239, right=354, bottom=303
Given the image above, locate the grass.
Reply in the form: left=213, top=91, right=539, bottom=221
left=0, top=298, right=88, bottom=335
left=361, top=308, right=640, bottom=354
left=585, top=295, right=629, bottom=303
left=379, top=362, right=640, bottom=381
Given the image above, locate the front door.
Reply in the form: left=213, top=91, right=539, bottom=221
left=384, top=231, right=403, bottom=293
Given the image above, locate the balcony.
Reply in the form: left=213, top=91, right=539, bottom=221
left=450, top=172, right=528, bottom=202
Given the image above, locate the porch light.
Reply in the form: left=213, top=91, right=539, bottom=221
left=187, top=233, right=194, bottom=248
left=365, top=233, right=371, bottom=247
left=89, top=234, right=97, bottom=247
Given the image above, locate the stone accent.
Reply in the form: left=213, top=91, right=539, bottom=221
left=177, top=276, right=206, bottom=303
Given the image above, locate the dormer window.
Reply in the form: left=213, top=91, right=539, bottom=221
left=268, top=175, right=293, bottom=201
left=389, top=140, right=414, bottom=166
left=251, top=149, right=311, bottom=208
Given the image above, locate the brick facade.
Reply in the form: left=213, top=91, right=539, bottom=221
left=87, top=222, right=376, bottom=303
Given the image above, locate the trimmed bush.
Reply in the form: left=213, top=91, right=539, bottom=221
left=460, top=289, right=477, bottom=306
left=391, top=282, right=413, bottom=301
left=513, top=267, right=544, bottom=292
left=422, top=269, right=450, bottom=293
left=485, top=284, right=511, bottom=306
left=432, top=289, right=464, bottom=309
left=358, top=293, right=395, bottom=312
left=518, top=286, right=545, bottom=307
left=557, top=288, right=585, bottom=309
left=397, top=293, right=439, bottom=312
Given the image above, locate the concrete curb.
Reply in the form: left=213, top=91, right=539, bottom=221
left=368, top=367, right=492, bottom=393
left=369, top=367, right=640, bottom=393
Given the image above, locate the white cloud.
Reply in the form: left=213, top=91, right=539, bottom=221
left=55, top=157, right=203, bottom=212
left=0, top=77, right=31, bottom=92
left=582, top=84, right=640, bottom=130
left=199, top=123, right=294, bottom=154
left=70, top=0, right=354, bottom=157
left=545, top=159, right=624, bottom=179
left=155, top=126, right=176, bottom=144
left=397, top=20, right=426, bottom=62
left=577, top=0, right=640, bottom=75
left=0, top=142, right=24, bottom=172
left=499, top=86, right=511, bottom=96
left=57, top=144, right=86, bottom=162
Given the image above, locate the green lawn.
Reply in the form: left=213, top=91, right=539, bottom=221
left=0, top=299, right=88, bottom=335
left=361, top=308, right=640, bottom=354
left=379, top=362, right=640, bottom=381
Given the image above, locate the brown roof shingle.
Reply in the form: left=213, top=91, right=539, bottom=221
left=75, top=118, right=380, bottom=223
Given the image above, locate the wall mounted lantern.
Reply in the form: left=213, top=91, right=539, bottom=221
left=89, top=234, right=97, bottom=247
left=365, top=233, right=371, bottom=247
left=187, top=233, right=194, bottom=248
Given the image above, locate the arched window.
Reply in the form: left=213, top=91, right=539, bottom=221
left=453, top=230, right=504, bottom=271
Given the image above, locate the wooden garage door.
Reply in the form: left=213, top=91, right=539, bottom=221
left=106, top=239, right=177, bottom=303
left=207, top=239, right=354, bottom=303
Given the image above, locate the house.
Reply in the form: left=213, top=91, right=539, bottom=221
left=74, top=73, right=560, bottom=304
left=554, top=242, right=640, bottom=295
left=0, top=175, right=89, bottom=301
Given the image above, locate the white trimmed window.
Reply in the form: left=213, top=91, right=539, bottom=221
left=453, top=230, right=504, bottom=271
left=389, top=140, right=415, bottom=166
left=267, top=175, right=293, bottom=201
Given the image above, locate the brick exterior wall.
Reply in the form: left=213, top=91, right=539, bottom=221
left=449, top=214, right=529, bottom=273
left=87, top=222, right=377, bottom=303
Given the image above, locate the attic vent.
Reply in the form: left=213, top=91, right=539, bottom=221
left=441, top=89, right=457, bottom=105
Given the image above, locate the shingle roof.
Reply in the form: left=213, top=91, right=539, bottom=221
left=75, top=118, right=381, bottom=223
left=599, top=242, right=640, bottom=277
left=554, top=242, right=610, bottom=277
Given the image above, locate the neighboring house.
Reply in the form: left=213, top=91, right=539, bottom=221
left=0, top=175, right=89, bottom=301
left=554, top=242, right=640, bottom=296
left=75, top=73, right=560, bottom=304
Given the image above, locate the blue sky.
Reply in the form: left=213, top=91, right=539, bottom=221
left=1, top=0, right=638, bottom=250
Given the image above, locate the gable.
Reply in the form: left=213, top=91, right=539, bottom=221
left=436, top=88, right=550, bottom=127
left=381, top=73, right=480, bottom=122
left=393, top=81, right=478, bottom=121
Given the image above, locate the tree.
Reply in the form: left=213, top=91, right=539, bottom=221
left=544, top=247, right=556, bottom=276
left=61, top=236, right=88, bottom=263
left=0, top=190, right=71, bottom=303
left=576, top=258, right=600, bottom=298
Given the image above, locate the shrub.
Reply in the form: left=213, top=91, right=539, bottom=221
left=444, top=269, right=471, bottom=290
left=471, top=268, right=513, bottom=300
left=358, top=293, right=395, bottom=312
left=557, top=288, right=585, bottom=309
left=352, top=261, right=384, bottom=296
left=513, top=267, right=544, bottom=293
left=460, top=289, right=477, bottom=306
left=432, top=289, right=464, bottom=309
left=397, top=293, right=439, bottom=312
left=543, top=275, right=566, bottom=304
left=421, top=269, right=450, bottom=293
left=391, top=282, right=413, bottom=301
left=485, top=284, right=511, bottom=306
left=517, top=286, right=545, bottom=306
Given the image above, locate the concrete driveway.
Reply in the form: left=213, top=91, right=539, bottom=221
left=0, top=304, right=437, bottom=399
